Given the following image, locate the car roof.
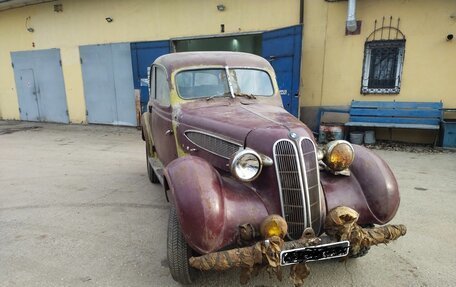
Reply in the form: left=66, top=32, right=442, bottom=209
left=154, top=52, right=273, bottom=74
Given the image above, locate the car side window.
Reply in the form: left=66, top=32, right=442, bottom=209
left=155, top=67, right=170, bottom=107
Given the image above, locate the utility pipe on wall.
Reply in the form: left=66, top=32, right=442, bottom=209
left=346, top=0, right=357, bottom=32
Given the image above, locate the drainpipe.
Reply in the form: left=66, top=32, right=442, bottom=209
left=346, top=0, right=357, bottom=32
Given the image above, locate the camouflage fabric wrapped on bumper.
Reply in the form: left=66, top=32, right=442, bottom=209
left=189, top=206, right=407, bottom=286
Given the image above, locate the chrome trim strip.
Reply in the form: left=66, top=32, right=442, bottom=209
left=273, top=139, right=308, bottom=239
left=225, top=66, right=235, bottom=98
left=297, top=137, right=312, bottom=226
left=183, top=129, right=242, bottom=159
left=273, top=140, right=287, bottom=222
left=298, top=137, right=321, bottom=232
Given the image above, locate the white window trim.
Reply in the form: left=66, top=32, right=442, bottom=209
left=361, top=42, right=405, bottom=95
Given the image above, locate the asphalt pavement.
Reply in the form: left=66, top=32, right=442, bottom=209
left=0, top=121, right=455, bottom=287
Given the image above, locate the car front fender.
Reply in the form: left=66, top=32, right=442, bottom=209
left=164, top=156, right=269, bottom=254
left=321, top=145, right=400, bottom=225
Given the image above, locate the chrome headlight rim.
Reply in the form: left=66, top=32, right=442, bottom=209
left=324, top=140, right=355, bottom=171
left=230, top=149, right=263, bottom=182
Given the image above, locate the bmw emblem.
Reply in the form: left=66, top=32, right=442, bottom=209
left=289, top=132, right=298, bottom=139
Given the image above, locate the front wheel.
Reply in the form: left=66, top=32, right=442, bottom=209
left=167, top=206, right=197, bottom=284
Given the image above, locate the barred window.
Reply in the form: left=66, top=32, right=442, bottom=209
left=361, top=40, right=405, bottom=94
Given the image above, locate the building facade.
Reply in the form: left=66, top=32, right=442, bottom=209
left=0, top=0, right=302, bottom=125
left=0, top=0, right=455, bottom=141
left=301, top=0, right=456, bottom=142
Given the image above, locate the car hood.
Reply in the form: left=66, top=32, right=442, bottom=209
left=175, top=100, right=315, bottom=145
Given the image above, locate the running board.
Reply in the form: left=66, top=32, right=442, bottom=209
left=148, top=157, right=165, bottom=186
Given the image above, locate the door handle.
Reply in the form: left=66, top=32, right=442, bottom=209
left=165, top=129, right=174, bottom=136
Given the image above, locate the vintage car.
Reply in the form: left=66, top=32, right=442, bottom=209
left=141, top=52, right=405, bottom=285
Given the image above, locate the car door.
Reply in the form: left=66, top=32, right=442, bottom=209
left=149, top=65, right=178, bottom=166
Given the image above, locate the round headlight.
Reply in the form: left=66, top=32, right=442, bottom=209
left=324, top=140, right=354, bottom=171
left=230, top=149, right=263, bottom=182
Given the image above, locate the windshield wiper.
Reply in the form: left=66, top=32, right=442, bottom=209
left=234, top=93, right=256, bottom=99
left=206, top=92, right=232, bottom=101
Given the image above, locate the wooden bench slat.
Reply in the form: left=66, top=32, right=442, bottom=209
left=351, top=101, right=443, bottom=109
left=345, top=122, right=439, bottom=129
left=349, top=116, right=440, bottom=126
left=350, top=108, right=442, bottom=118
left=345, top=101, right=443, bottom=146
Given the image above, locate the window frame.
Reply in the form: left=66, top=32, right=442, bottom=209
left=174, top=67, right=275, bottom=100
left=150, top=65, right=170, bottom=107
left=230, top=68, right=274, bottom=97
left=148, top=65, right=155, bottom=102
left=361, top=39, right=406, bottom=95
left=175, top=68, right=228, bottom=100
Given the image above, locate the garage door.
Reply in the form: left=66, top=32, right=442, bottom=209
left=11, top=49, right=69, bottom=123
left=80, top=43, right=136, bottom=126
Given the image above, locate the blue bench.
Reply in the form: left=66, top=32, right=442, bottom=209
left=345, top=100, right=443, bottom=145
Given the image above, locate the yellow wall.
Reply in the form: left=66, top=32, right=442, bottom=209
left=0, top=0, right=300, bottom=122
left=301, top=0, right=456, bottom=108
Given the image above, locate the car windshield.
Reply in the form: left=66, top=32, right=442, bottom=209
left=175, top=68, right=274, bottom=99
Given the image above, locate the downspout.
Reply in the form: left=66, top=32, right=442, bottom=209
left=346, top=0, right=357, bottom=32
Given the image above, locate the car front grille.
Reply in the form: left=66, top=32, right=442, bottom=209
left=184, top=130, right=241, bottom=159
left=273, top=137, right=321, bottom=240
left=299, top=138, right=322, bottom=234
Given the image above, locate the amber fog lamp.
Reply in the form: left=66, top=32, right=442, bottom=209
left=230, top=149, right=263, bottom=182
left=260, top=215, right=288, bottom=239
left=324, top=140, right=355, bottom=171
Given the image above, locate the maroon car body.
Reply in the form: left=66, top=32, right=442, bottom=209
left=141, top=52, right=400, bottom=283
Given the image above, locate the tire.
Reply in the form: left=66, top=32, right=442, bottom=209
left=167, top=206, right=197, bottom=285
left=146, top=143, right=160, bottom=184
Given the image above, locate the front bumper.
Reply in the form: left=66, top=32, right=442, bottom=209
left=189, top=206, right=406, bottom=286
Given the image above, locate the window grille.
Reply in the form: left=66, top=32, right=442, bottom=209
left=361, top=17, right=406, bottom=95
left=361, top=40, right=405, bottom=94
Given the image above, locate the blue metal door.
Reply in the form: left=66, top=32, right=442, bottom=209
left=16, top=69, right=40, bottom=121
left=130, top=41, right=170, bottom=112
left=11, top=49, right=69, bottom=123
left=80, top=43, right=136, bottom=126
left=262, top=25, right=302, bottom=117
left=112, top=44, right=136, bottom=125
left=80, top=44, right=116, bottom=124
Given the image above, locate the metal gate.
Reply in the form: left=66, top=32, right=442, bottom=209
left=11, top=49, right=69, bottom=123
left=130, top=41, right=170, bottom=112
left=262, top=25, right=303, bottom=118
left=80, top=43, right=136, bottom=126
